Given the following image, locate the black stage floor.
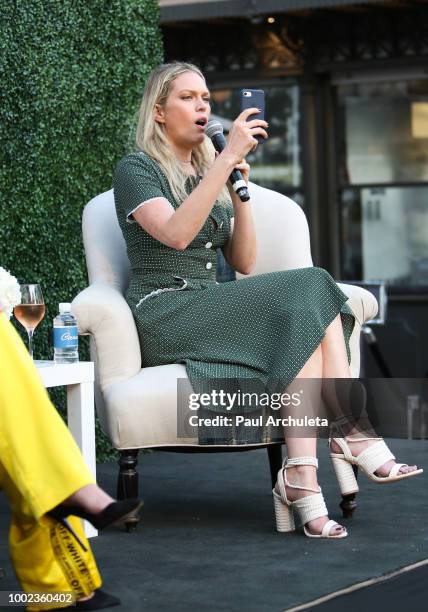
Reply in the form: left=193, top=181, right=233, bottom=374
left=1, top=440, right=427, bottom=611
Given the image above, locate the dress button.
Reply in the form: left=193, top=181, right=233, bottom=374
left=205, top=241, right=212, bottom=249
left=205, top=262, right=213, bottom=270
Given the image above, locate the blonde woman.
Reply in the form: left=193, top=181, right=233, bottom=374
left=113, top=61, right=422, bottom=540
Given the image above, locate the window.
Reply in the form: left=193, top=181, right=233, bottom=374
left=337, top=76, right=428, bottom=288
left=338, top=78, right=428, bottom=185
left=209, top=83, right=303, bottom=205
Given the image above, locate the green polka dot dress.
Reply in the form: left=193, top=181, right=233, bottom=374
left=113, top=152, right=355, bottom=444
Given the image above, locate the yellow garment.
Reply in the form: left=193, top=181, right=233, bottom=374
left=0, top=313, right=101, bottom=609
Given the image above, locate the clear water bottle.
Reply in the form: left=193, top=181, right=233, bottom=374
left=53, top=303, right=79, bottom=363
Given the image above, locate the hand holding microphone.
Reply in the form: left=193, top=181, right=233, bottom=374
left=206, top=108, right=268, bottom=202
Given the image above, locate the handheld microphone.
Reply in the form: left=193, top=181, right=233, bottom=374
left=205, top=120, right=250, bottom=202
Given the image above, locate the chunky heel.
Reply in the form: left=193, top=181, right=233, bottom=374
left=273, top=456, right=347, bottom=539
left=329, top=429, right=423, bottom=485
left=273, top=491, right=295, bottom=532
left=331, top=456, right=359, bottom=495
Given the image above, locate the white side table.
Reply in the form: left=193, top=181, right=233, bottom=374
left=35, top=360, right=97, bottom=538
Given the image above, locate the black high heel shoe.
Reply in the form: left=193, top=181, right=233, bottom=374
left=48, top=499, right=142, bottom=551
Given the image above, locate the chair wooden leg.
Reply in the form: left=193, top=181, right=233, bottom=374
left=267, top=444, right=283, bottom=488
left=339, top=465, right=358, bottom=518
left=117, top=449, right=140, bottom=532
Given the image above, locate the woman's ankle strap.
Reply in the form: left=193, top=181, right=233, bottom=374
left=330, top=416, right=377, bottom=438
left=283, top=456, right=318, bottom=469
left=330, top=415, right=354, bottom=435
left=345, top=435, right=382, bottom=442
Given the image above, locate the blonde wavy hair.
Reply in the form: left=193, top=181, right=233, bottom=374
left=135, top=61, right=231, bottom=206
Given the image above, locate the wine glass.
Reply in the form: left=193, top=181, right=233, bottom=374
left=13, top=284, right=45, bottom=359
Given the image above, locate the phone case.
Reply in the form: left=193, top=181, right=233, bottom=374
left=240, top=89, right=265, bottom=144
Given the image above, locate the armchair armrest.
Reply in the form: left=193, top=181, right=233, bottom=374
left=72, top=283, right=141, bottom=390
left=337, top=282, right=378, bottom=327
left=337, top=282, right=378, bottom=377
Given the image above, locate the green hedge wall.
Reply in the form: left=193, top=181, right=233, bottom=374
left=0, top=1, right=163, bottom=461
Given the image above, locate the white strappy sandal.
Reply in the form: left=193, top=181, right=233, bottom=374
left=329, top=426, right=423, bottom=496
left=272, top=456, right=348, bottom=539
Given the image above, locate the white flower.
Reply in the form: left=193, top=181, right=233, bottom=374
left=0, top=267, right=21, bottom=319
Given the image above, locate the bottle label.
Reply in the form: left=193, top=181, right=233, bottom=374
left=53, top=326, right=79, bottom=349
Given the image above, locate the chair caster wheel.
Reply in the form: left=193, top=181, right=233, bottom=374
left=340, top=493, right=357, bottom=519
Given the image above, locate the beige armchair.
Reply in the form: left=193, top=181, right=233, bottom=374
left=73, top=181, right=378, bottom=527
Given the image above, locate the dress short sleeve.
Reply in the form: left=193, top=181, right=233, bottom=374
left=114, top=153, right=169, bottom=223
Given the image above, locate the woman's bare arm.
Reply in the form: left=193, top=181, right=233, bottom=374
left=132, top=108, right=268, bottom=250
left=132, top=151, right=236, bottom=250
left=222, top=189, right=257, bottom=275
